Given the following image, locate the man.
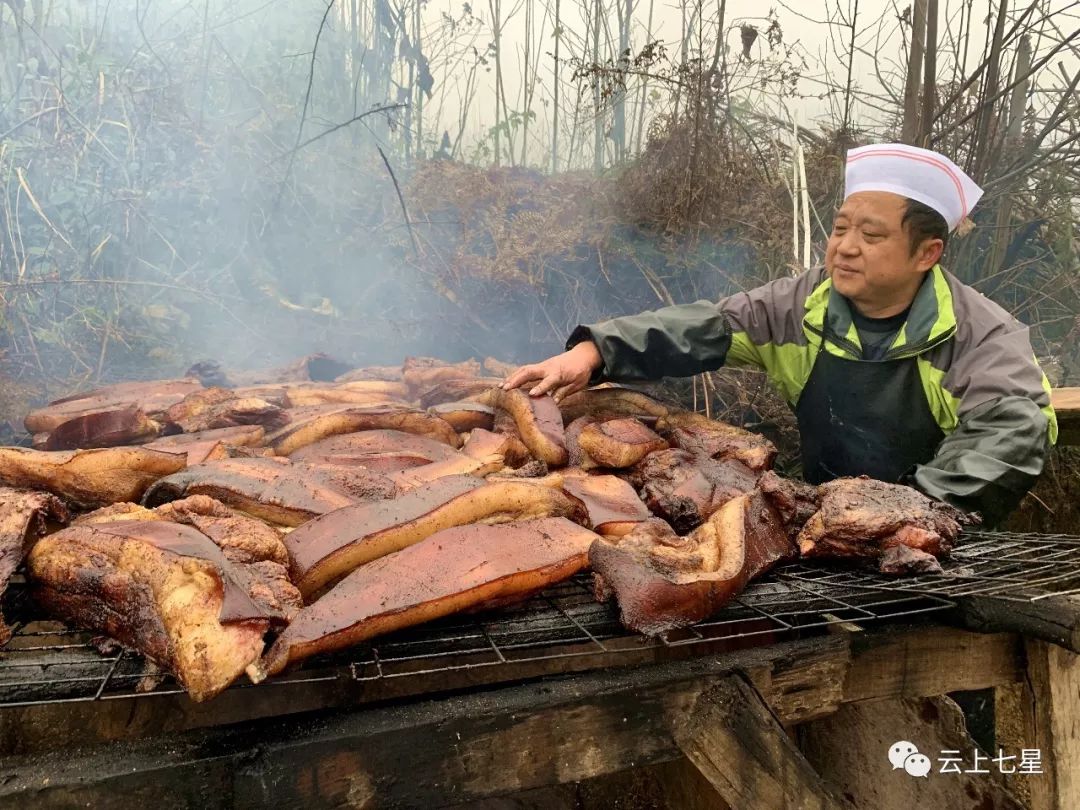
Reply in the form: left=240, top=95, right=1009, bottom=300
left=503, top=144, right=1058, bottom=525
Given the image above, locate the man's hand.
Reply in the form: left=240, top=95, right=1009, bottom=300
left=501, top=341, right=603, bottom=402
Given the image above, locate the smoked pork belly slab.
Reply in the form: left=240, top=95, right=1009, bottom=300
left=254, top=517, right=601, bottom=679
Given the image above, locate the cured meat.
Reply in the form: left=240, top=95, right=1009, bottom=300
left=0, top=488, right=69, bottom=642
left=475, top=389, right=567, bottom=466
left=557, top=388, right=669, bottom=425
left=28, top=520, right=292, bottom=701
left=43, top=406, right=162, bottom=451
left=335, top=381, right=410, bottom=399
left=75, top=495, right=300, bottom=613
left=578, top=418, right=668, bottom=469
left=288, top=429, right=460, bottom=472
left=557, top=472, right=652, bottom=538
left=164, top=388, right=287, bottom=433
left=389, top=454, right=504, bottom=491
left=589, top=490, right=795, bottom=635
left=655, top=411, right=777, bottom=471
left=0, top=447, right=186, bottom=508
left=335, top=366, right=404, bottom=383
left=428, top=402, right=496, bottom=433
left=287, top=475, right=587, bottom=598
left=267, top=406, right=461, bottom=456
left=627, top=448, right=760, bottom=533
left=402, top=357, right=482, bottom=395
left=756, top=470, right=820, bottom=540
left=142, top=457, right=396, bottom=527
left=221, top=385, right=290, bottom=408
left=796, top=477, right=976, bottom=566
left=254, top=517, right=601, bottom=679
left=25, top=379, right=203, bottom=434
left=563, top=416, right=593, bottom=468
left=878, top=545, right=945, bottom=575
left=462, top=429, right=532, bottom=468
left=483, top=357, right=517, bottom=377
left=417, top=379, right=501, bottom=409
left=145, top=426, right=267, bottom=466
left=281, top=384, right=409, bottom=408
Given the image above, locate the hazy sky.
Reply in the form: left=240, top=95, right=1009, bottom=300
left=413, top=0, right=1079, bottom=165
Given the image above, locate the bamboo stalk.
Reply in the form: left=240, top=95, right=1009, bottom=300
left=791, top=117, right=799, bottom=262
left=798, top=138, right=811, bottom=271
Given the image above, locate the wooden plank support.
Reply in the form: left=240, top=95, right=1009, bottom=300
left=0, top=625, right=1025, bottom=809
left=1020, top=639, right=1080, bottom=810
left=799, top=695, right=1025, bottom=809
left=675, top=675, right=854, bottom=809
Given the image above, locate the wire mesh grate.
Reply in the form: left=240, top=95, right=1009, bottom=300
left=0, top=527, right=1076, bottom=708
left=777, top=529, right=1080, bottom=603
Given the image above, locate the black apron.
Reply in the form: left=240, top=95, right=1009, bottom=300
left=795, top=346, right=944, bottom=485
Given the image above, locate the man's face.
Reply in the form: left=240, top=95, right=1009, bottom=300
left=825, top=191, right=943, bottom=315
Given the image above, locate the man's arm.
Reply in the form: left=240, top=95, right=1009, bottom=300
left=502, top=269, right=820, bottom=401
left=566, top=300, right=733, bottom=382
left=567, top=269, right=822, bottom=384
left=909, top=321, right=1057, bottom=526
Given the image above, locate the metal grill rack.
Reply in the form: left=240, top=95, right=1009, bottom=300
left=0, top=572, right=952, bottom=709
left=778, top=529, right=1080, bottom=602
left=1, top=528, right=1077, bottom=712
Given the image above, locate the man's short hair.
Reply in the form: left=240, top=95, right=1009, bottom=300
left=902, top=198, right=949, bottom=256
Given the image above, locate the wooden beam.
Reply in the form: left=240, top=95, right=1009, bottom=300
left=955, top=594, right=1080, bottom=654
left=0, top=626, right=1024, bottom=808
left=1022, top=639, right=1080, bottom=810
left=675, top=676, right=854, bottom=809
left=798, top=696, right=1025, bottom=809
left=1050, top=388, right=1080, bottom=446
left=843, top=625, right=1024, bottom=701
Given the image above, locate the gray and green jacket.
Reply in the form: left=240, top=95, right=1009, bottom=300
left=569, top=265, right=1057, bottom=524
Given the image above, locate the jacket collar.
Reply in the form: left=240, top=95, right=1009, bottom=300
left=803, top=265, right=957, bottom=359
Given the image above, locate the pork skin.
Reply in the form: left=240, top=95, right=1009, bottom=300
left=267, top=407, right=461, bottom=456
left=28, top=520, right=290, bottom=701
left=254, top=517, right=600, bottom=678
left=43, top=406, right=162, bottom=451
left=25, top=380, right=203, bottom=434
left=0, top=447, right=187, bottom=508
left=288, top=429, right=460, bottom=471
left=428, top=402, right=496, bottom=433
left=288, top=475, right=587, bottom=597
left=557, top=388, right=669, bottom=425
left=655, top=411, right=777, bottom=471
left=476, top=389, right=567, bottom=466
left=578, top=418, right=668, bottom=469
left=796, top=477, right=975, bottom=562
left=589, top=491, right=795, bottom=635
left=142, top=457, right=396, bottom=527
left=0, top=487, right=69, bottom=642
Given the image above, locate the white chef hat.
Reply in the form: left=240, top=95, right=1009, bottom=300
left=844, top=143, right=983, bottom=231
